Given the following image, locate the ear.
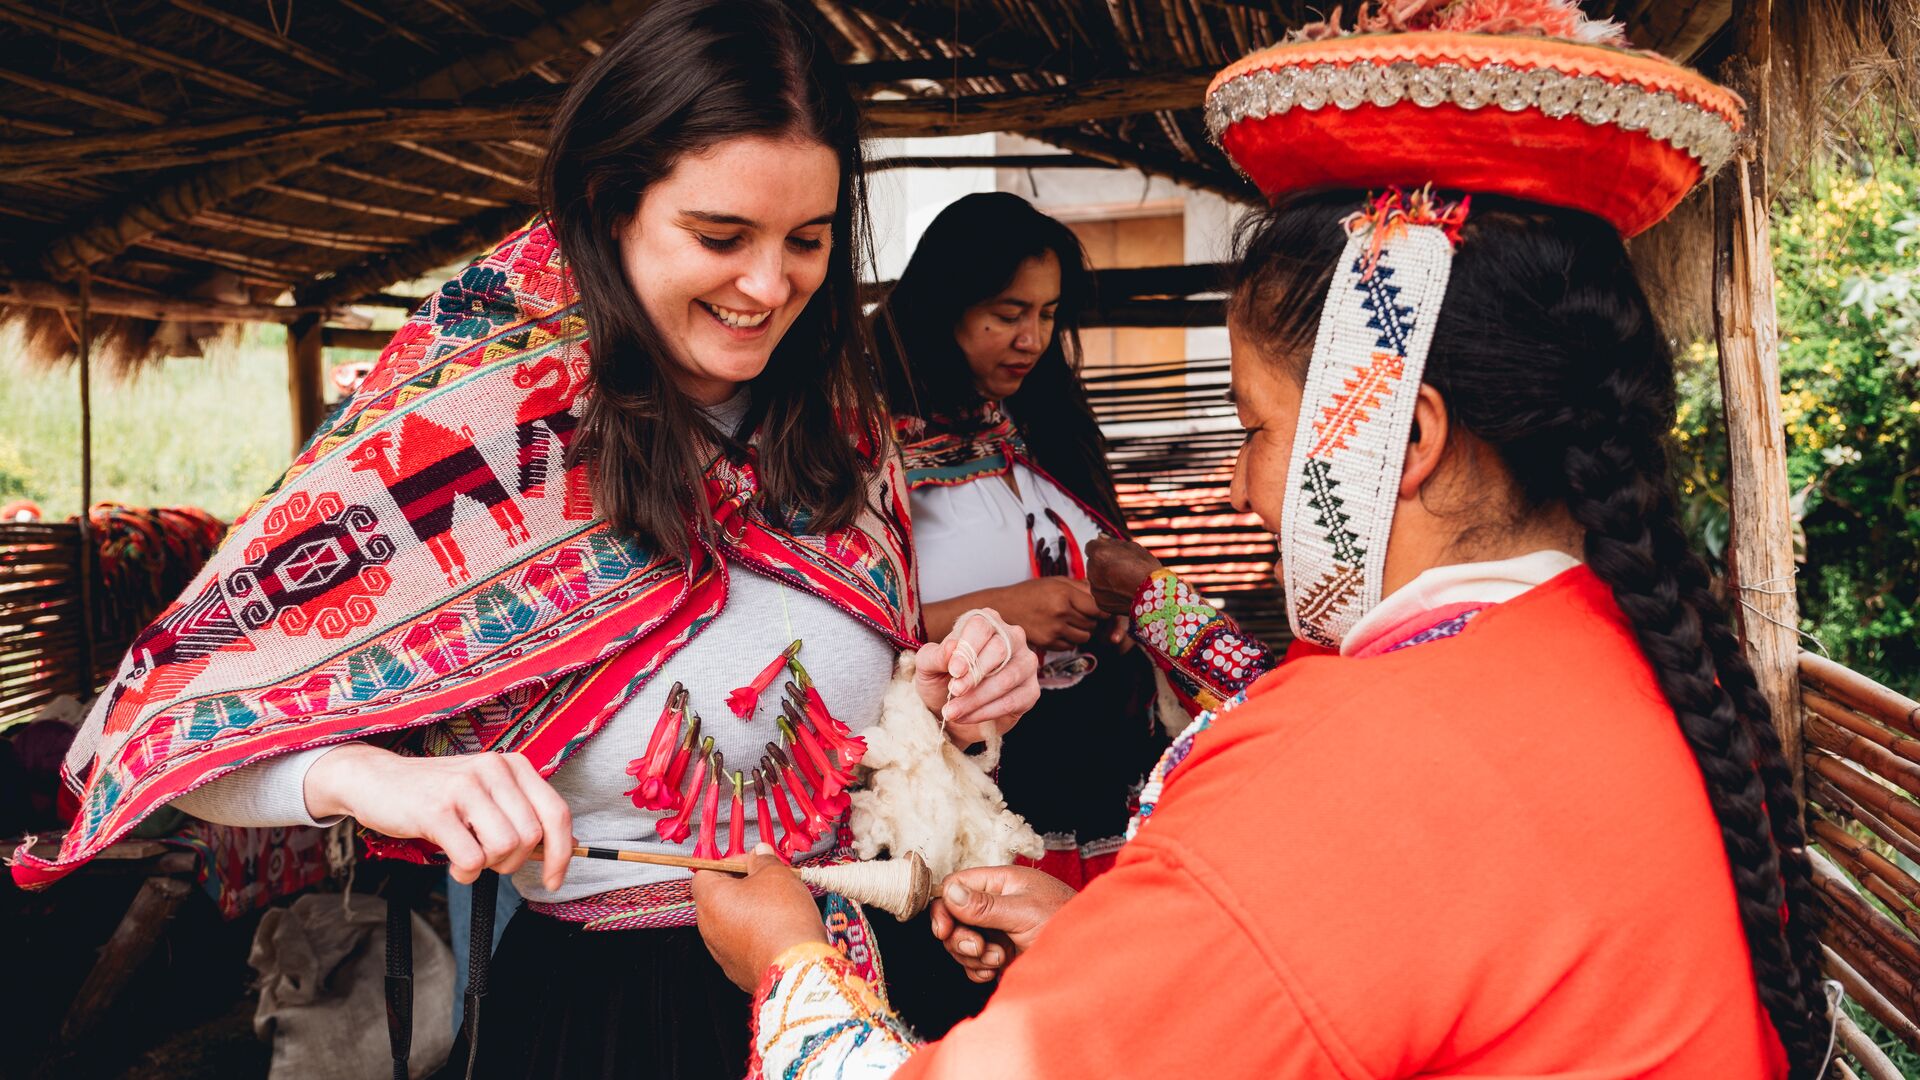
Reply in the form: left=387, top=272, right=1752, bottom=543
left=1398, top=384, right=1450, bottom=500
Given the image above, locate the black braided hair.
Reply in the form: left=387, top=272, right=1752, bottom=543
left=1229, top=193, right=1829, bottom=1076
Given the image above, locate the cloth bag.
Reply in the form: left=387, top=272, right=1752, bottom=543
left=251, top=892, right=453, bottom=1079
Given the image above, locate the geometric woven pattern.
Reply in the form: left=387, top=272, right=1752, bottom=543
left=1279, top=215, right=1456, bottom=648
left=14, top=221, right=921, bottom=890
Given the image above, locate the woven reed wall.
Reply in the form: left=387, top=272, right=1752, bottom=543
left=0, top=522, right=91, bottom=730
left=1083, top=355, right=1290, bottom=648
left=1799, top=652, right=1920, bottom=1065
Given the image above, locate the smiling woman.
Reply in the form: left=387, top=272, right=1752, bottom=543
left=26, top=1, right=1045, bottom=1078
left=617, top=140, right=840, bottom=405
left=541, top=0, right=881, bottom=559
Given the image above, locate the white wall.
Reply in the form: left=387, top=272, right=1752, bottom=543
left=862, top=133, right=1247, bottom=406
left=862, top=134, right=998, bottom=281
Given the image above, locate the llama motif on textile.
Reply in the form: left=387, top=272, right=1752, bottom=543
left=511, top=349, right=593, bottom=521
left=347, top=413, right=532, bottom=586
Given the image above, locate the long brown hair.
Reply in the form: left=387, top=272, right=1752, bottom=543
left=872, top=192, right=1123, bottom=528
left=541, top=0, right=881, bottom=559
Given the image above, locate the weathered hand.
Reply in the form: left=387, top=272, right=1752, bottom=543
left=692, top=845, right=827, bottom=992
left=927, top=864, right=1077, bottom=982
left=1087, top=537, right=1163, bottom=618
left=303, top=743, right=575, bottom=892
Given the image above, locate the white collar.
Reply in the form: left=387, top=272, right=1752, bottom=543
left=1339, top=549, right=1583, bottom=657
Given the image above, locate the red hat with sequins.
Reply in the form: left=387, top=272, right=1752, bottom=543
left=1204, top=0, right=1743, bottom=237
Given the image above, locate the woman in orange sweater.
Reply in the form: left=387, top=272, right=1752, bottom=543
left=691, top=3, right=1833, bottom=1076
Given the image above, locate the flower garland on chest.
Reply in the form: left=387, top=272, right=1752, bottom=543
left=622, top=640, right=868, bottom=863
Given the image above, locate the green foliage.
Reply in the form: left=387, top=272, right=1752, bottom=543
left=0, top=325, right=297, bottom=522
left=1673, top=151, right=1920, bottom=696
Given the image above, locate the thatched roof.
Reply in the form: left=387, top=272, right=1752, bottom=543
left=0, top=0, right=1914, bottom=366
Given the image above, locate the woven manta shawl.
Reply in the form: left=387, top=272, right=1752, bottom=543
left=13, top=221, right=919, bottom=889
left=893, top=401, right=1121, bottom=536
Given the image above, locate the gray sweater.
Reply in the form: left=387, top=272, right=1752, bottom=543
left=173, top=396, right=900, bottom=901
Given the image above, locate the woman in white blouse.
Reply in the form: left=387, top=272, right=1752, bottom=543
left=868, top=192, right=1168, bottom=1033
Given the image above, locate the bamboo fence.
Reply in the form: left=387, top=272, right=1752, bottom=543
left=0, top=521, right=92, bottom=729
left=1801, top=650, right=1920, bottom=1068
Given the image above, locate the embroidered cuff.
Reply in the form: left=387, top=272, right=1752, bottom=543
left=752, top=942, right=916, bottom=1079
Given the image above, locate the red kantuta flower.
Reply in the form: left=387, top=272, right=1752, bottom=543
left=625, top=684, right=687, bottom=811
left=693, top=750, right=725, bottom=860
left=782, top=682, right=850, bottom=760
left=728, top=639, right=802, bottom=719
left=766, top=742, right=832, bottom=837
left=648, top=712, right=702, bottom=814
left=780, top=711, right=856, bottom=792
left=723, top=771, right=746, bottom=859
left=761, top=757, right=815, bottom=860
left=781, top=710, right=850, bottom=816
left=786, top=664, right=866, bottom=762
left=656, top=735, right=711, bottom=844
left=751, top=769, right=785, bottom=863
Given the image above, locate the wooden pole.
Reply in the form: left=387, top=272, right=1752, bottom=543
left=75, top=274, right=95, bottom=691
left=1711, top=0, right=1803, bottom=784
left=58, top=875, right=194, bottom=1045
left=286, top=316, right=326, bottom=458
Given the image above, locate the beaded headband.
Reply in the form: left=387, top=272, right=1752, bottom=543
left=1208, top=1, right=1742, bottom=646
left=1277, top=193, right=1460, bottom=647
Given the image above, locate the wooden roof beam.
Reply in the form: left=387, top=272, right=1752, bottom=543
left=260, top=183, right=461, bottom=226
left=34, top=0, right=651, bottom=282
left=320, top=162, right=512, bottom=208
left=0, top=103, right=547, bottom=183
left=42, top=154, right=325, bottom=282
left=394, top=140, right=530, bottom=189
left=0, top=276, right=322, bottom=323
left=813, top=0, right=880, bottom=63
left=335, top=0, right=440, bottom=55
left=0, top=68, right=167, bottom=124
left=294, top=205, right=535, bottom=310
left=0, top=0, right=302, bottom=107
left=397, top=0, right=655, bottom=102
left=189, top=210, right=408, bottom=252
left=9, top=67, right=1217, bottom=183
left=1032, top=128, right=1253, bottom=203
left=166, top=0, right=371, bottom=87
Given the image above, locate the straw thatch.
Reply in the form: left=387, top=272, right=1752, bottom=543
left=0, top=0, right=1914, bottom=368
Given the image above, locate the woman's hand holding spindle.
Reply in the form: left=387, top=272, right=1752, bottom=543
left=692, top=845, right=827, bottom=992
left=303, top=743, right=575, bottom=892
left=927, top=865, right=1077, bottom=982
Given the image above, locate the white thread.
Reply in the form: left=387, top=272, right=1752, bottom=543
left=1736, top=597, right=1831, bottom=657
left=797, top=851, right=933, bottom=922
left=1818, top=978, right=1844, bottom=1079
left=949, top=608, right=1015, bottom=683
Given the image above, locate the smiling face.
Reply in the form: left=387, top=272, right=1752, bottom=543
left=618, top=134, right=839, bottom=405
left=954, top=250, right=1061, bottom=401
left=1226, top=315, right=1305, bottom=571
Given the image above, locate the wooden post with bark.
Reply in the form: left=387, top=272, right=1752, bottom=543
left=286, top=315, right=326, bottom=457
left=1711, top=0, right=1803, bottom=781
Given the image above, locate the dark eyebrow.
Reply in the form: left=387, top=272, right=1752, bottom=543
left=1223, top=386, right=1239, bottom=406
left=682, top=210, right=834, bottom=228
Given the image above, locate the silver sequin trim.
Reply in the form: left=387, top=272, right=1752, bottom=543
left=1206, top=60, right=1737, bottom=176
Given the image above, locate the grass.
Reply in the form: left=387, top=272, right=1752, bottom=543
left=0, top=324, right=309, bottom=522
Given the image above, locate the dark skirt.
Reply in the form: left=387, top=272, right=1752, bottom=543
left=446, top=907, right=749, bottom=1080
left=995, top=645, right=1166, bottom=845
